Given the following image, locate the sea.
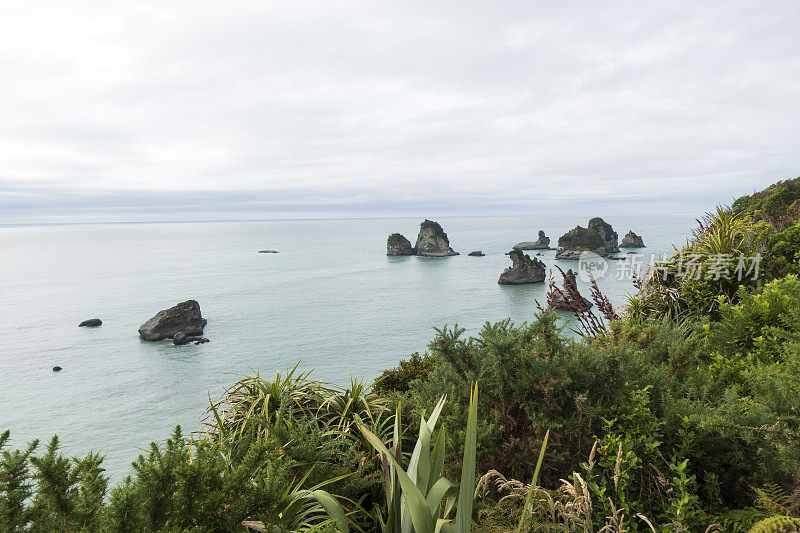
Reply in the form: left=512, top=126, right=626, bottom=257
left=0, top=214, right=693, bottom=481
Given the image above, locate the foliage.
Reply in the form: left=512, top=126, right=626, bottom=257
left=0, top=425, right=352, bottom=532
left=732, top=177, right=800, bottom=228
left=358, top=383, right=479, bottom=533
left=405, top=312, right=608, bottom=486
left=374, top=353, right=435, bottom=396
left=748, top=515, right=800, bottom=533
left=203, top=366, right=394, bottom=528
left=557, top=226, right=605, bottom=251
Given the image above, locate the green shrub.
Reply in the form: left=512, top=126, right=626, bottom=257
left=373, top=352, right=434, bottom=395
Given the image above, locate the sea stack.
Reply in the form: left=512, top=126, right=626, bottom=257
left=620, top=231, right=645, bottom=248
left=414, top=220, right=458, bottom=257
left=588, top=218, right=620, bottom=253
left=498, top=249, right=546, bottom=285
left=514, top=230, right=551, bottom=250
left=548, top=269, right=592, bottom=311
left=387, top=233, right=415, bottom=256
left=138, top=300, right=207, bottom=342
left=555, top=217, right=619, bottom=259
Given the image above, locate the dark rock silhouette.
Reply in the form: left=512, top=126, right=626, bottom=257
left=514, top=230, right=551, bottom=250
left=620, top=231, right=645, bottom=248
left=139, top=300, right=207, bottom=342
left=498, top=249, right=546, bottom=284
left=414, top=220, right=458, bottom=256
left=468, top=251, right=485, bottom=256
left=548, top=269, right=592, bottom=311
left=387, top=233, right=415, bottom=255
left=79, top=319, right=102, bottom=327
left=555, top=218, right=619, bottom=259
left=52, top=366, right=62, bottom=372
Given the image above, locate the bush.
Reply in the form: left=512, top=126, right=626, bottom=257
left=373, top=352, right=434, bottom=395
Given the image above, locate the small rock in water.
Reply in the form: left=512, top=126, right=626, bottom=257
left=258, top=250, right=279, bottom=253
left=174, top=331, right=211, bottom=345
left=52, top=366, right=62, bottom=372
left=79, top=319, right=102, bottom=327
left=468, top=250, right=485, bottom=256
left=620, top=231, right=645, bottom=248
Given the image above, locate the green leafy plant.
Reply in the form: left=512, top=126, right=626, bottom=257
left=357, top=383, right=479, bottom=533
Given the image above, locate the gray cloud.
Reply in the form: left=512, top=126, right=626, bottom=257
left=1, top=0, right=799, bottom=222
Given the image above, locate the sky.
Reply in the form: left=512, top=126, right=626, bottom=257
left=1, top=0, right=799, bottom=223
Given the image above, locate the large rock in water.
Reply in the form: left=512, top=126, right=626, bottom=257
left=548, top=269, right=592, bottom=311
left=138, top=300, right=207, bottom=341
left=588, top=217, right=620, bottom=253
left=555, top=226, right=607, bottom=259
left=514, top=230, right=551, bottom=250
left=79, top=318, right=102, bottom=327
left=620, top=231, right=645, bottom=248
left=387, top=233, right=414, bottom=255
left=555, top=217, right=619, bottom=259
left=414, top=220, right=458, bottom=257
left=498, top=249, right=546, bottom=285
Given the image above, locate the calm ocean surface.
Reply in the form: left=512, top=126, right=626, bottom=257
left=0, top=214, right=692, bottom=481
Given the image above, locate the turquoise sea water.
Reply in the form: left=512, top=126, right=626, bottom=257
left=0, top=215, right=692, bottom=481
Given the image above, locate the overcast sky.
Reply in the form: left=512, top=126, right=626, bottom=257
left=1, top=1, right=799, bottom=222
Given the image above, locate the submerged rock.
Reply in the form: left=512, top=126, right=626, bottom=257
left=514, top=230, right=551, bottom=250
left=620, top=231, right=645, bottom=248
left=387, top=233, right=415, bottom=256
left=548, top=269, right=592, bottom=311
left=139, top=300, right=207, bottom=342
left=414, top=220, right=458, bottom=257
left=498, top=249, right=546, bottom=285
left=555, top=218, right=619, bottom=259
left=258, top=250, right=279, bottom=253
left=468, top=250, right=485, bottom=256
left=78, top=319, right=102, bottom=327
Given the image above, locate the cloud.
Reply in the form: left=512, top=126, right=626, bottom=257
left=1, top=0, right=799, bottom=221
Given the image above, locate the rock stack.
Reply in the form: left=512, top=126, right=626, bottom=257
left=620, top=231, right=645, bottom=248
left=414, top=220, right=459, bottom=256
left=138, top=300, right=208, bottom=343
left=555, top=217, right=619, bottom=259
left=514, top=230, right=551, bottom=250
left=498, top=249, right=546, bottom=284
left=386, top=220, right=459, bottom=257
left=548, top=269, right=592, bottom=311
left=387, top=233, right=415, bottom=255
